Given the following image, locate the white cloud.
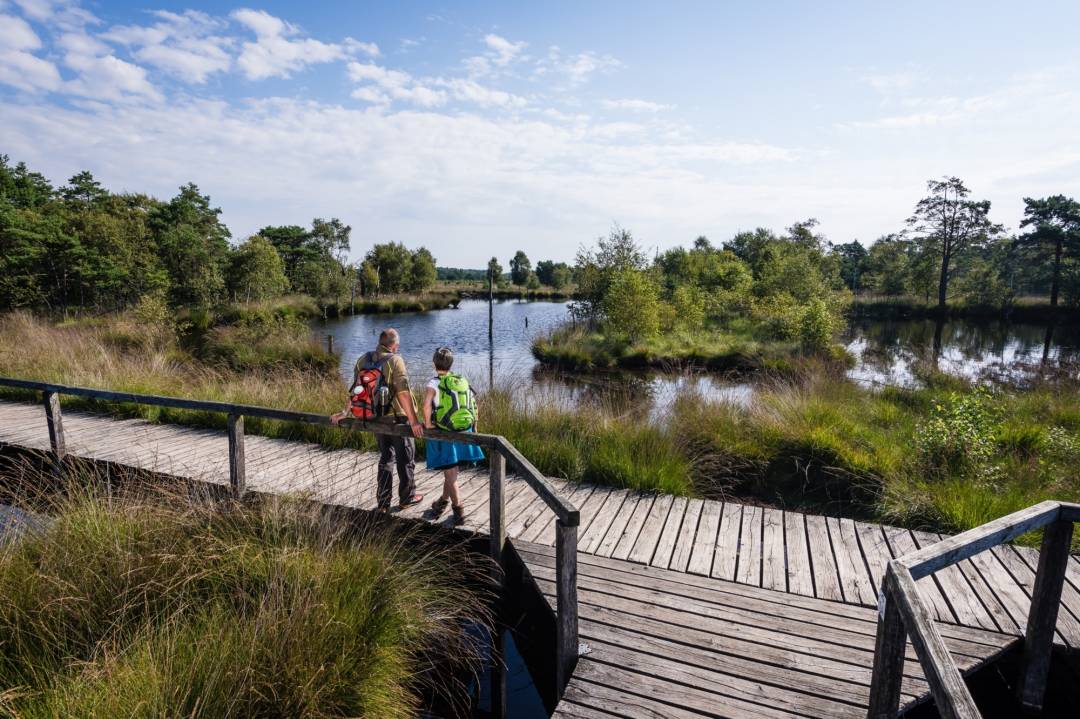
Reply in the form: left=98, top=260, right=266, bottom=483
left=60, top=31, right=160, bottom=101
left=231, top=8, right=349, bottom=80
left=602, top=98, right=671, bottom=112
left=484, top=33, right=525, bottom=66
left=436, top=77, right=526, bottom=108
left=537, top=46, right=621, bottom=87
left=464, top=33, right=526, bottom=78
left=0, top=13, right=61, bottom=91
left=348, top=61, right=446, bottom=107
left=0, top=95, right=804, bottom=267
left=862, top=71, right=918, bottom=93
left=104, top=10, right=232, bottom=84
left=14, top=0, right=96, bottom=30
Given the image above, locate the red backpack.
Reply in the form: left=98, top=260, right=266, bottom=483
left=349, top=352, right=390, bottom=420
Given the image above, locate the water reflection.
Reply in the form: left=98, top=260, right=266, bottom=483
left=316, top=302, right=1080, bottom=411
left=844, top=318, right=1080, bottom=387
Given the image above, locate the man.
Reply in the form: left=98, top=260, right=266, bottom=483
left=331, top=328, right=424, bottom=512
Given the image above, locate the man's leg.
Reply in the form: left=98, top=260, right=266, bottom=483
left=396, top=435, right=417, bottom=504
left=376, top=433, right=395, bottom=509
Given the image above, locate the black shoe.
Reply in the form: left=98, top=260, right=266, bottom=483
left=430, top=498, right=449, bottom=518
left=398, top=494, right=423, bottom=510
left=452, top=504, right=466, bottom=526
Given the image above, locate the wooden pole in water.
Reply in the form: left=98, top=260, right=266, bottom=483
left=326, top=334, right=334, bottom=355
left=43, top=390, right=65, bottom=479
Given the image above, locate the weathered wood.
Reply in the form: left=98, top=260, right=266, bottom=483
left=762, top=507, right=786, bottom=591
left=611, top=494, right=655, bottom=561
left=884, top=527, right=956, bottom=624
left=805, top=513, right=844, bottom=601
left=687, top=499, right=721, bottom=575
left=867, top=564, right=909, bottom=719
left=891, top=564, right=982, bottom=719
left=668, top=497, right=702, bottom=572
left=555, top=519, right=579, bottom=694
left=495, top=437, right=578, bottom=525
left=42, top=390, right=66, bottom=478
left=649, top=495, right=686, bottom=569
left=489, top=450, right=506, bottom=567
left=227, top=413, right=246, bottom=498
left=830, top=517, right=876, bottom=605
left=910, top=530, right=996, bottom=631
left=901, top=501, right=1061, bottom=580
left=1017, top=518, right=1074, bottom=711
left=784, top=511, right=815, bottom=597
left=490, top=624, right=507, bottom=719
left=711, top=501, right=742, bottom=581
left=627, top=494, right=673, bottom=565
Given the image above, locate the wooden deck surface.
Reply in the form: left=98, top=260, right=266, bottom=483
left=516, top=541, right=1018, bottom=718
left=0, top=399, right=1077, bottom=717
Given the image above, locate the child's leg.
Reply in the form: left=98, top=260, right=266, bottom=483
left=443, top=465, right=461, bottom=506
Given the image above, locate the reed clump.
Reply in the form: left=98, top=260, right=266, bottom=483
left=0, top=467, right=491, bottom=718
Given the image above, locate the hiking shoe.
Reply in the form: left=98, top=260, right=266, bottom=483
left=399, top=494, right=423, bottom=510
left=429, top=498, right=449, bottom=518
left=451, top=504, right=466, bottom=526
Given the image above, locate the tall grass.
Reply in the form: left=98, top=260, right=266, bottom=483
left=0, top=465, right=491, bottom=717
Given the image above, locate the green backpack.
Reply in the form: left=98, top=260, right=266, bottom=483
left=434, top=373, right=477, bottom=431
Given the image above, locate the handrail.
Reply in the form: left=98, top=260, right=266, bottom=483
left=0, top=375, right=581, bottom=712
left=867, top=501, right=1079, bottom=718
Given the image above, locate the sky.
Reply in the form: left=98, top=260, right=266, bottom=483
left=1, top=1, right=1079, bottom=267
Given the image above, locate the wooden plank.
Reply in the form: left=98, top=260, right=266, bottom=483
left=593, top=493, right=640, bottom=558
left=523, top=552, right=1011, bottom=663
left=611, top=494, right=656, bottom=561
left=667, top=497, right=702, bottom=573
left=648, top=495, right=686, bottom=569
left=578, top=490, right=629, bottom=555
left=736, top=504, right=763, bottom=586
left=992, top=545, right=1075, bottom=647
left=489, top=451, right=506, bottom=566
left=891, top=565, right=982, bottom=719
left=555, top=519, right=578, bottom=693
left=578, top=637, right=866, bottom=719
left=805, top=513, right=845, bottom=601
left=227, top=413, right=245, bottom=498
left=911, top=530, right=997, bottom=631
left=761, top=507, right=786, bottom=592
left=855, top=521, right=893, bottom=595
left=829, top=516, right=876, bottom=605
left=784, top=511, right=815, bottom=597
left=1012, top=543, right=1080, bottom=647
left=711, top=501, right=742, bottom=581
left=884, top=527, right=957, bottom=624
left=627, top=493, right=673, bottom=565
left=1017, top=520, right=1074, bottom=711
left=868, top=565, right=911, bottom=719
left=686, top=499, right=721, bottom=576
left=901, top=501, right=1061, bottom=580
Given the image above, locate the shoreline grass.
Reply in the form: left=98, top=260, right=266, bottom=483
left=0, top=469, right=491, bottom=717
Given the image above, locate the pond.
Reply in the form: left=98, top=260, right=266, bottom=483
left=315, top=301, right=1080, bottom=414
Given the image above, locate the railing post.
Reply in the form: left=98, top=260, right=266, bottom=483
left=555, top=517, right=579, bottom=694
left=1017, top=516, right=1074, bottom=712
left=487, top=449, right=506, bottom=719
left=42, top=390, right=65, bottom=479
left=227, top=413, right=246, bottom=499
left=867, top=563, right=907, bottom=719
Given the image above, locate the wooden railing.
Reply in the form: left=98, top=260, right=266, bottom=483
left=868, top=500, right=1080, bottom=718
left=0, top=376, right=582, bottom=710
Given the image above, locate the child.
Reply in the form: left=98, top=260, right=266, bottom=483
left=424, top=346, right=484, bottom=525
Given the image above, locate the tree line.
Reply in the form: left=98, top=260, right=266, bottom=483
left=0, top=155, right=440, bottom=314
left=834, top=177, right=1080, bottom=309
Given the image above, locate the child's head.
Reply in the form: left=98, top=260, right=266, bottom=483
left=433, top=346, right=454, bottom=372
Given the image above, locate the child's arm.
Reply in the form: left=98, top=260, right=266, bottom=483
left=422, top=387, right=436, bottom=429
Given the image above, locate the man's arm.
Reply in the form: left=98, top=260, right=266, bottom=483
left=398, top=390, right=424, bottom=438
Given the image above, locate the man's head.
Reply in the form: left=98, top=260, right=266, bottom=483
left=378, top=328, right=400, bottom=351
left=433, top=346, right=454, bottom=372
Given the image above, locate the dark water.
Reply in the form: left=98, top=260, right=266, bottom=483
left=315, top=302, right=1080, bottom=410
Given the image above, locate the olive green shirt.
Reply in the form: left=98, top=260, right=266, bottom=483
left=355, top=344, right=410, bottom=418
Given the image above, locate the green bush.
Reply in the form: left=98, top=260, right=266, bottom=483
left=914, top=388, right=998, bottom=478
left=602, top=269, right=660, bottom=341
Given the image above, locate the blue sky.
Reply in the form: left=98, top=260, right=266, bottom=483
left=2, top=1, right=1079, bottom=266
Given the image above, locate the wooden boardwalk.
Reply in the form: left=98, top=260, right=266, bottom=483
left=0, top=399, right=1077, bottom=716
left=517, top=542, right=1017, bottom=718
